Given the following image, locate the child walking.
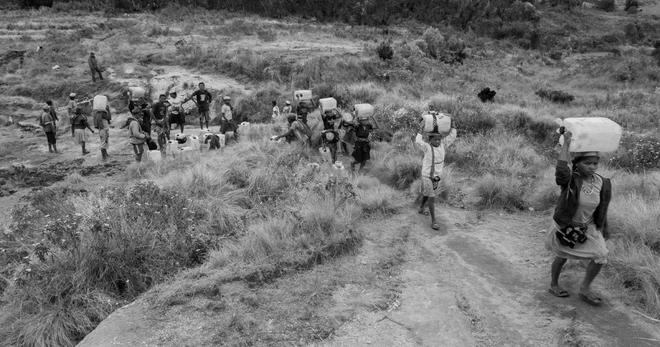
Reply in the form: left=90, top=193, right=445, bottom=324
left=350, top=114, right=380, bottom=171
left=415, top=126, right=457, bottom=230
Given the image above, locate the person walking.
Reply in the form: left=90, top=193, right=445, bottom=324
left=65, top=93, right=77, bottom=126
left=88, top=52, right=103, bottom=82
left=184, top=82, right=212, bottom=130
left=414, top=126, right=457, bottom=231
left=350, top=112, right=380, bottom=171
left=39, top=105, right=58, bottom=153
left=168, top=91, right=185, bottom=133
left=93, top=105, right=111, bottom=161
left=271, top=100, right=280, bottom=121
left=546, top=131, right=611, bottom=306
left=220, top=96, right=234, bottom=134
left=127, top=108, right=149, bottom=162
left=321, top=109, right=341, bottom=163
left=152, top=94, right=170, bottom=153
left=71, top=107, right=95, bottom=155
left=282, top=100, right=292, bottom=116
left=46, top=100, right=59, bottom=123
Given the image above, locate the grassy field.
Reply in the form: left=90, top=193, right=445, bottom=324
left=1, top=1, right=660, bottom=346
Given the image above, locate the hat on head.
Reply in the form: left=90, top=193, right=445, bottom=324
left=285, top=100, right=291, bottom=105
left=223, top=96, right=231, bottom=101
left=42, top=104, right=50, bottom=110
left=69, top=93, right=76, bottom=97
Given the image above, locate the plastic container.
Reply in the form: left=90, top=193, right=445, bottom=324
left=92, top=95, right=108, bottom=111
left=422, top=112, right=451, bottom=134
left=341, top=111, right=353, bottom=123
left=146, top=150, right=162, bottom=162
left=354, top=104, right=374, bottom=120
left=319, top=146, right=333, bottom=163
left=559, top=117, right=622, bottom=153
left=294, top=90, right=313, bottom=101
left=319, top=98, right=337, bottom=112
left=129, top=87, right=145, bottom=100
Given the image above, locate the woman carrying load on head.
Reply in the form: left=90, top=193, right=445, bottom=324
left=546, top=130, right=611, bottom=306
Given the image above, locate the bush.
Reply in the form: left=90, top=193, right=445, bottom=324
left=535, top=89, right=575, bottom=103
left=428, top=95, right=496, bottom=136
left=376, top=41, right=394, bottom=61
left=500, top=109, right=558, bottom=146
left=256, top=28, right=277, bottom=42
left=235, top=86, right=284, bottom=123
left=475, top=174, right=526, bottom=211
left=596, top=0, right=616, bottom=12
left=0, top=182, right=217, bottom=346
left=609, top=133, right=660, bottom=172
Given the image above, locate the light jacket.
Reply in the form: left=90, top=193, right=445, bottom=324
left=128, top=117, right=147, bottom=144
left=415, top=129, right=457, bottom=178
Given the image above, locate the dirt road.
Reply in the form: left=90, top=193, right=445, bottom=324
left=319, top=207, right=660, bottom=347
left=78, top=204, right=660, bottom=347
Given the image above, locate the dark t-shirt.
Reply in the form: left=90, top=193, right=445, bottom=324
left=322, top=111, right=340, bottom=130
left=191, top=90, right=212, bottom=111
left=152, top=101, right=169, bottom=120
left=355, top=123, right=373, bottom=139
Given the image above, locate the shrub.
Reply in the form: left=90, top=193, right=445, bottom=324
left=235, top=86, right=284, bottom=123
left=357, top=182, right=402, bottom=215
left=475, top=174, right=526, bottom=211
left=535, top=89, right=575, bottom=103
left=256, top=28, right=277, bottom=42
left=596, top=0, right=616, bottom=12
left=376, top=41, right=394, bottom=60
left=0, top=182, right=216, bottom=346
left=609, top=133, right=660, bottom=172
left=500, top=109, right=558, bottom=146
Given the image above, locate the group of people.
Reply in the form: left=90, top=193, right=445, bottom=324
left=39, top=93, right=102, bottom=158
left=125, top=82, right=236, bottom=162
left=271, top=101, right=382, bottom=171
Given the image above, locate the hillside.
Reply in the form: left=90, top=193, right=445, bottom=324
left=1, top=1, right=660, bottom=347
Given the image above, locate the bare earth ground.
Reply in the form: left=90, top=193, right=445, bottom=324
left=77, top=205, right=660, bottom=347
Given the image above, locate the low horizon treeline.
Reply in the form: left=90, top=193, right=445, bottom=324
left=17, top=0, right=541, bottom=28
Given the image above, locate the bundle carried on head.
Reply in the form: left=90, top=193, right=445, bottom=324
left=422, top=111, right=451, bottom=136
left=557, top=117, right=623, bottom=153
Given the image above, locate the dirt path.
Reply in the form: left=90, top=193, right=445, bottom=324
left=78, top=203, right=660, bottom=347
left=320, top=207, right=660, bottom=347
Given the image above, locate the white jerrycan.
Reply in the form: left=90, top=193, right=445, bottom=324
left=557, top=117, right=622, bottom=153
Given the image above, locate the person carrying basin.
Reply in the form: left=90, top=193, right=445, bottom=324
left=320, top=97, right=341, bottom=163
left=183, top=82, right=213, bottom=130
left=349, top=104, right=380, bottom=171
left=415, top=108, right=456, bottom=231
left=546, top=117, right=622, bottom=306
left=92, top=94, right=112, bottom=161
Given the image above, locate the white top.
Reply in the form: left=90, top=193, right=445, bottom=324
left=415, top=129, right=457, bottom=178
left=272, top=105, right=280, bottom=119
left=220, top=104, right=233, bottom=121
